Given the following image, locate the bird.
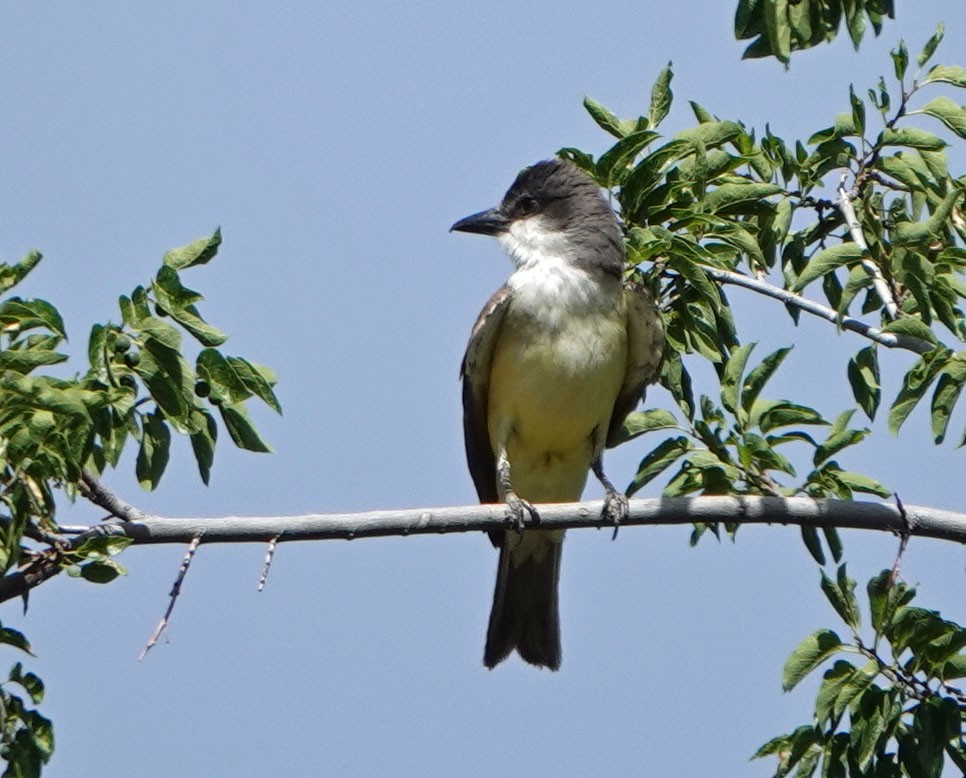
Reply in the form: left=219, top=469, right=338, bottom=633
left=451, top=158, right=664, bottom=670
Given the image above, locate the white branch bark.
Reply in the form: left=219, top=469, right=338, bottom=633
left=700, top=265, right=933, bottom=355
left=63, top=497, right=966, bottom=546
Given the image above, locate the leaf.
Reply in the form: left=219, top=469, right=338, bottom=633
left=0, top=298, right=66, bottom=338
left=916, top=22, right=944, bottom=69
left=648, top=62, right=673, bottom=129
left=626, top=436, right=691, bottom=497
left=218, top=402, right=272, bottom=452
left=701, top=182, right=783, bottom=214
left=815, top=659, right=879, bottom=724
left=889, top=347, right=951, bottom=434
left=880, top=317, right=937, bottom=345
left=923, top=64, right=966, bottom=88
left=741, top=346, right=792, bottom=414
left=9, top=662, right=44, bottom=704
left=79, top=559, right=126, bottom=584
left=0, top=625, right=33, bottom=655
left=163, top=229, right=222, bottom=270
left=595, top=130, right=661, bottom=185
left=189, top=408, right=217, bottom=485
left=848, top=346, right=881, bottom=421
left=782, top=629, right=843, bottom=692
left=791, top=243, right=865, bottom=293
left=583, top=96, right=626, bottom=139
left=720, top=343, right=755, bottom=414
left=868, top=569, right=915, bottom=637
left=891, top=40, right=909, bottom=81
left=136, top=411, right=171, bottom=490
left=914, top=96, right=966, bottom=139
left=613, top=409, right=679, bottom=445
left=0, top=251, right=42, bottom=294
left=931, top=358, right=966, bottom=443
left=756, top=401, right=827, bottom=433
left=880, top=127, right=946, bottom=151
left=821, top=564, right=861, bottom=631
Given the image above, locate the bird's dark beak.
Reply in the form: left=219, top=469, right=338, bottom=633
left=450, top=207, right=509, bottom=236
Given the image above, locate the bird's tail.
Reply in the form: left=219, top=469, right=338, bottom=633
left=484, top=531, right=563, bottom=671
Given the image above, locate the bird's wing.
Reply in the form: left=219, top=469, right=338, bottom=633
left=460, top=285, right=513, bottom=504
left=606, top=281, right=665, bottom=448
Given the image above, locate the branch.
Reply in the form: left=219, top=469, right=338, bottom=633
left=2, top=497, right=963, bottom=606
left=700, top=265, right=933, bottom=355
left=836, top=174, right=900, bottom=320
left=78, top=471, right=147, bottom=521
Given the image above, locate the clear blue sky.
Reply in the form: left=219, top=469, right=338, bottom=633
left=1, top=2, right=964, bottom=776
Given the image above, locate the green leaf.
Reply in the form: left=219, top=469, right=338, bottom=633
left=923, top=64, right=966, bottom=88
left=931, top=357, right=966, bottom=443
left=595, top=130, right=661, bottom=186
left=0, top=625, right=33, bottom=655
left=834, top=470, right=890, bottom=497
left=648, top=62, right=673, bottom=129
left=815, top=659, right=879, bottom=724
left=0, top=298, right=66, bottom=338
left=189, top=408, right=217, bottom=485
left=701, top=182, right=783, bottom=214
left=740, top=346, right=792, bottom=414
left=821, top=564, right=861, bottom=631
left=613, top=409, right=679, bottom=445
left=626, top=436, right=691, bottom=497
left=583, top=96, right=626, bottom=139
left=720, top=343, right=755, bottom=414
left=889, top=347, right=951, bottom=434
left=756, top=401, right=827, bottom=432
left=914, top=95, right=966, bottom=139
left=163, top=229, right=222, bottom=270
left=916, top=23, right=944, bottom=69
left=868, top=569, right=915, bottom=637
left=782, top=629, right=843, bottom=691
left=791, top=243, right=865, bottom=293
left=880, top=317, right=937, bottom=345
left=848, top=346, right=881, bottom=421
left=891, top=40, right=909, bottom=81
left=660, top=356, right=695, bottom=421
left=814, top=414, right=868, bottom=466
left=79, top=559, right=126, bottom=584
left=218, top=402, right=272, bottom=453
left=800, top=525, right=825, bottom=565
left=9, top=662, right=44, bottom=704
left=880, top=127, right=946, bottom=151
left=136, top=411, right=171, bottom=490
left=0, top=251, right=42, bottom=294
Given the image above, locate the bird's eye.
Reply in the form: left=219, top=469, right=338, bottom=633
left=516, top=196, right=538, bottom=216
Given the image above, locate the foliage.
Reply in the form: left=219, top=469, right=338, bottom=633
left=0, top=231, right=279, bottom=774
left=755, top=567, right=966, bottom=776
left=735, top=0, right=896, bottom=64
left=562, top=19, right=966, bottom=777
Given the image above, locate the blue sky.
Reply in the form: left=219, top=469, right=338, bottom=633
left=2, top=2, right=965, bottom=776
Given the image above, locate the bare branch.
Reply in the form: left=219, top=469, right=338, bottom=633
left=139, top=535, right=201, bottom=661
left=257, top=535, right=280, bottom=592
left=700, top=265, right=933, bottom=355
left=836, top=173, right=899, bottom=320
left=5, top=497, right=964, bottom=606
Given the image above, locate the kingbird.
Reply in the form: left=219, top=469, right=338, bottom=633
left=451, top=159, right=664, bottom=670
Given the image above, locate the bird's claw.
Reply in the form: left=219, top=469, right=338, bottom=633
left=505, top=492, right=538, bottom=533
left=601, top=490, right=629, bottom=540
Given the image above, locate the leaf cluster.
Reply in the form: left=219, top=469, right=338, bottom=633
left=734, top=0, right=895, bottom=65
left=756, top=568, right=966, bottom=776
left=0, top=231, right=280, bottom=774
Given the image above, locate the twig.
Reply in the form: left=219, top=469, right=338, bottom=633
left=836, top=173, right=899, bottom=320
left=890, top=493, right=912, bottom=584
left=699, top=265, right=933, bottom=354
left=139, top=535, right=202, bottom=660
left=79, top=471, right=149, bottom=522
left=257, top=535, right=280, bottom=591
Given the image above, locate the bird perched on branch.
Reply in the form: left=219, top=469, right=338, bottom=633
left=451, top=158, right=664, bottom=670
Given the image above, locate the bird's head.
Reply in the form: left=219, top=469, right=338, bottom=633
left=450, top=159, right=624, bottom=272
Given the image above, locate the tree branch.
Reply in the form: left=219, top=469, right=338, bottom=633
left=2, top=496, right=963, bottom=606
left=700, top=265, right=933, bottom=355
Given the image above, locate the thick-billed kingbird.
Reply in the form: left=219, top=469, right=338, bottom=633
left=451, top=159, right=664, bottom=670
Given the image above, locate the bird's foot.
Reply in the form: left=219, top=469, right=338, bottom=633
left=601, top=489, right=629, bottom=540
left=505, top=491, right=538, bottom=533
